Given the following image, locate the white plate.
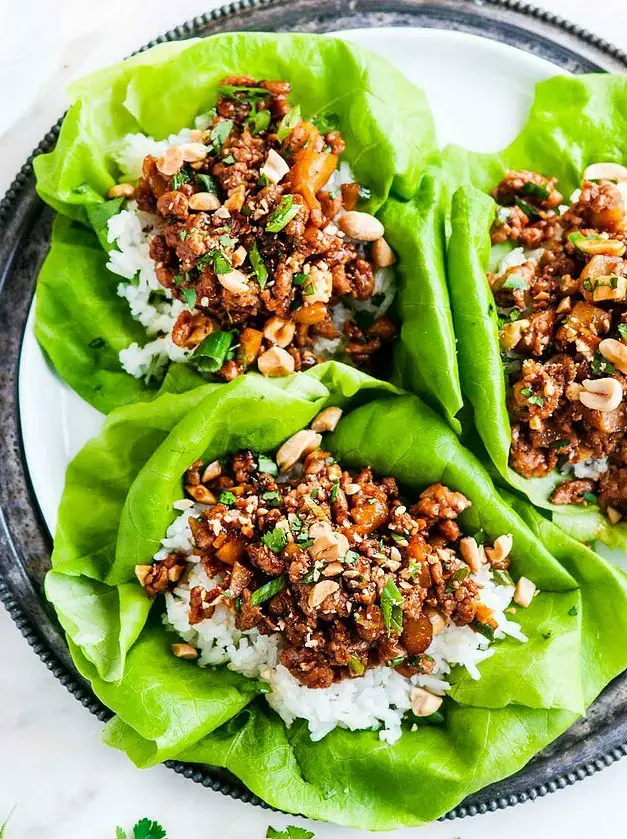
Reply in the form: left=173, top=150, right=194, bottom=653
left=18, top=27, right=565, bottom=534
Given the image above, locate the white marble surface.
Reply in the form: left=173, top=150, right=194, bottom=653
left=2, top=1, right=627, bottom=836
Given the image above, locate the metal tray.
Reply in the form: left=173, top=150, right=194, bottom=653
left=1, top=0, right=626, bottom=822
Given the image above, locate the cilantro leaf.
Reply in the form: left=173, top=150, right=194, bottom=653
left=266, top=826, right=315, bottom=839
left=381, top=576, right=403, bottom=636
left=181, top=288, right=197, bottom=310
left=133, top=818, right=167, bottom=839
left=247, top=108, right=272, bottom=135
left=210, top=119, right=233, bottom=153
left=262, top=525, right=288, bottom=554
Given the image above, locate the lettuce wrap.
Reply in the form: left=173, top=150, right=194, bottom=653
left=44, top=360, right=627, bottom=829
left=445, top=74, right=627, bottom=550
left=32, top=33, right=463, bottom=425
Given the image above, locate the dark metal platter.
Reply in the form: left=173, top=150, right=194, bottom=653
left=1, top=0, right=627, bottom=823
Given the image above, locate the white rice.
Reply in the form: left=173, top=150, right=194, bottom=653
left=157, top=503, right=526, bottom=744
left=573, top=457, right=609, bottom=480
left=106, top=129, right=396, bottom=380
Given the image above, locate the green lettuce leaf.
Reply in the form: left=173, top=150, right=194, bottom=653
left=44, top=369, right=627, bottom=828
left=383, top=171, right=463, bottom=430
left=33, top=32, right=441, bottom=414
left=444, top=74, right=627, bottom=549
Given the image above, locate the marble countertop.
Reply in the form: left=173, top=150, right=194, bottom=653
left=2, top=1, right=627, bottom=836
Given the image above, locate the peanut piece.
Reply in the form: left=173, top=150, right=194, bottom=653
left=409, top=687, right=443, bottom=717
left=513, top=576, right=537, bottom=608
left=338, top=211, right=385, bottom=242
left=106, top=183, right=135, bottom=199
left=276, top=429, right=322, bottom=471
left=189, top=192, right=221, bottom=211
left=599, top=338, right=627, bottom=374
left=263, top=316, right=296, bottom=348
left=257, top=346, right=295, bottom=378
left=371, top=237, right=396, bottom=268
left=311, top=407, right=343, bottom=433
left=579, top=377, right=623, bottom=411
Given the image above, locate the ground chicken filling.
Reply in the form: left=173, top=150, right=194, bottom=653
left=116, top=75, right=397, bottom=381
left=136, top=413, right=532, bottom=693
left=490, top=163, right=627, bottom=521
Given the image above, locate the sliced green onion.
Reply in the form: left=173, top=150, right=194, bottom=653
left=266, top=196, right=300, bottom=232
left=277, top=105, right=302, bottom=141
left=312, top=112, right=339, bottom=133
left=514, top=196, right=538, bottom=220
left=249, top=241, right=269, bottom=289
left=188, top=331, right=234, bottom=374
left=257, top=454, right=278, bottom=475
left=520, top=181, right=550, bottom=201
left=250, top=575, right=287, bottom=606
left=348, top=655, right=365, bottom=676
left=247, top=108, right=271, bottom=135
left=502, top=274, right=528, bottom=290
left=471, top=620, right=495, bottom=641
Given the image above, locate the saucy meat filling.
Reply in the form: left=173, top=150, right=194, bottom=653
left=137, top=419, right=520, bottom=689
left=490, top=164, right=627, bottom=520
left=129, top=76, right=397, bottom=380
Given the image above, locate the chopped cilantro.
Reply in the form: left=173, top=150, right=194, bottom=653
left=130, top=819, right=167, bottom=839
left=583, top=491, right=598, bottom=505
left=195, top=172, right=219, bottom=195
left=209, top=119, right=233, bottom=153
left=266, top=195, right=300, bottom=232
left=381, top=576, right=403, bottom=636
left=312, top=112, right=339, bottom=133
left=261, top=490, right=282, bottom=507
left=592, top=349, right=615, bottom=375
left=473, top=529, right=487, bottom=545
left=262, top=525, right=289, bottom=554
left=181, top=287, right=197, bottom=309
left=618, top=323, right=627, bottom=340
left=218, top=490, right=237, bottom=507
left=391, top=532, right=407, bottom=543
left=266, top=826, right=315, bottom=839
left=222, top=154, right=236, bottom=164
left=330, top=480, right=339, bottom=501
left=277, top=105, right=302, bottom=141
left=250, top=574, right=287, bottom=606
left=171, top=168, right=190, bottom=190
left=247, top=108, right=272, bottom=135
left=344, top=549, right=359, bottom=565
left=197, top=249, right=232, bottom=274
left=471, top=620, right=495, bottom=641
left=450, top=567, right=469, bottom=583
left=568, top=605, right=578, bottom=617
left=217, top=84, right=269, bottom=101
left=250, top=241, right=269, bottom=288
left=528, top=394, right=545, bottom=407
